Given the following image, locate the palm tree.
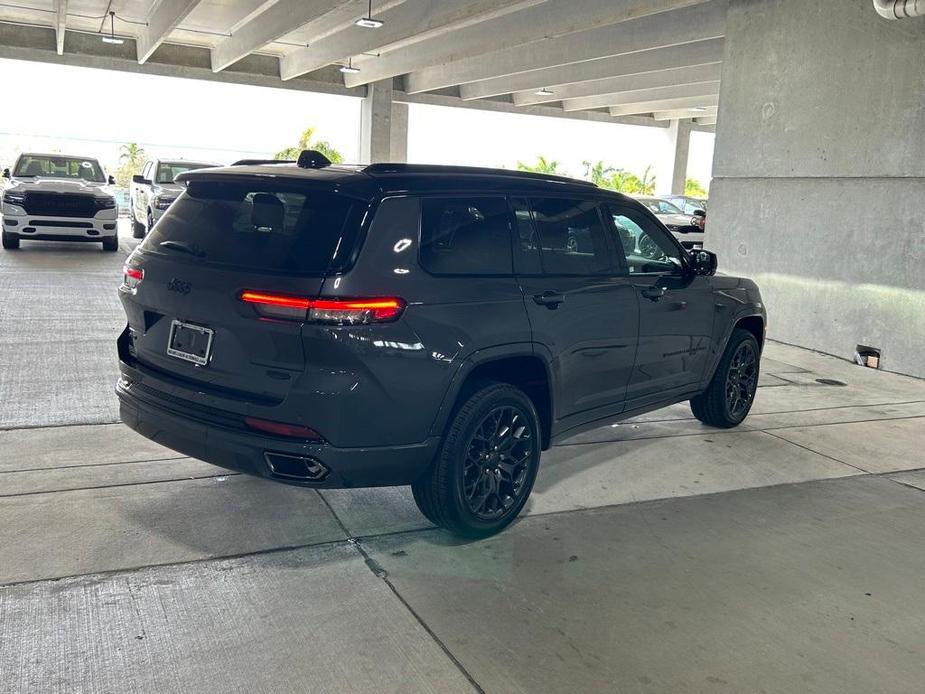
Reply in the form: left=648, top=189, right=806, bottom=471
left=516, top=156, right=560, bottom=174
left=582, top=160, right=616, bottom=186
left=638, top=165, right=656, bottom=195
left=607, top=169, right=644, bottom=194
left=115, top=143, right=146, bottom=187
left=119, top=143, right=145, bottom=168
left=685, top=178, right=708, bottom=198
left=275, top=127, right=344, bottom=163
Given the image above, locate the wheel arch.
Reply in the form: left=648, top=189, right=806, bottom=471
left=702, top=312, right=766, bottom=389
left=431, top=345, right=554, bottom=450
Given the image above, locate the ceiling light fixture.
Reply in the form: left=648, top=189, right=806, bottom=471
left=355, top=0, right=384, bottom=28
left=101, top=11, right=124, bottom=44
left=339, top=58, right=361, bottom=74
left=535, top=88, right=554, bottom=97
left=692, top=106, right=708, bottom=112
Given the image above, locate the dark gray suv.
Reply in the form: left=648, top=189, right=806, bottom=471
left=117, top=151, right=766, bottom=537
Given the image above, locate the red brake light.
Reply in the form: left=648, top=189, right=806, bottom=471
left=245, top=416, right=323, bottom=440
left=240, top=291, right=406, bottom=324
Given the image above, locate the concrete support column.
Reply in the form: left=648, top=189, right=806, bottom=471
left=390, top=101, right=408, bottom=163
left=669, top=118, right=692, bottom=194
left=360, top=79, right=394, bottom=163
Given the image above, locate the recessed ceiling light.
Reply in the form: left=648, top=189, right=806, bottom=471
left=101, top=11, right=124, bottom=45
left=355, top=0, right=384, bottom=28
left=339, top=58, right=360, bottom=74
left=535, top=88, right=554, bottom=96
left=692, top=107, right=708, bottom=112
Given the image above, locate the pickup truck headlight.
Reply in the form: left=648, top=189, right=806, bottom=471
left=153, top=195, right=176, bottom=210
left=94, top=196, right=117, bottom=211
left=2, top=190, right=26, bottom=206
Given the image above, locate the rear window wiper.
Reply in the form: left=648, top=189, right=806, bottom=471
left=159, top=240, right=205, bottom=258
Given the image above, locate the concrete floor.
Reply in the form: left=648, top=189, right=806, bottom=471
left=1, top=227, right=924, bottom=692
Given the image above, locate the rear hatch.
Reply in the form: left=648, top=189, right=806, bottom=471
left=121, top=175, right=369, bottom=410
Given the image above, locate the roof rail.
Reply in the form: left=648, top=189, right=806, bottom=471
left=362, top=163, right=596, bottom=186
left=231, top=158, right=293, bottom=166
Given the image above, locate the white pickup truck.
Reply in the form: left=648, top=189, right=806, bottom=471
left=1, top=153, right=119, bottom=251
left=130, top=158, right=218, bottom=238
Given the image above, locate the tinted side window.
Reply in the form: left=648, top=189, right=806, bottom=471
left=607, top=205, right=683, bottom=275
left=528, top=198, right=613, bottom=276
left=420, top=197, right=513, bottom=275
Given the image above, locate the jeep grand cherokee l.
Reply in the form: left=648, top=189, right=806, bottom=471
left=117, top=151, right=765, bottom=537
left=2, top=153, right=119, bottom=251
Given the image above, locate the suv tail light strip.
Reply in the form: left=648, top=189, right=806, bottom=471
left=240, top=290, right=406, bottom=324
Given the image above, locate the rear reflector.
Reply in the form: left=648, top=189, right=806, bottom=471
left=240, top=290, right=405, bottom=324
left=245, top=416, right=323, bottom=441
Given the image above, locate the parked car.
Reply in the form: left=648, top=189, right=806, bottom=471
left=663, top=194, right=707, bottom=233
left=663, top=195, right=708, bottom=215
left=1, top=153, right=119, bottom=251
left=116, top=152, right=766, bottom=537
left=130, top=158, right=219, bottom=238
left=634, top=196, right=705, bottom=249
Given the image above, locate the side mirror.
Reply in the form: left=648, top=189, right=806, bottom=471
left=691, top=249, right=717, bottom=276
left=108, top=175, right=116, bottom=185
left=2, top=168, right=10, bottom=179
left=132, top=174, right=150, bottom=184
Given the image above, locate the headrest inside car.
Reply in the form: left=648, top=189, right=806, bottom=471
left=251, top=193, right=284, bottom=232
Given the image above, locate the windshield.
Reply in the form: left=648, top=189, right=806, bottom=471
left=156, top=162, right=214, bottom=184
left=145, top=179, right=364, bottom=275
left=14, top=155, right=105, bottom=182
left=640, top=199, right=683, bottom=216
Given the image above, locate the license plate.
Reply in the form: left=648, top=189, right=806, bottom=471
left=167, top=320, right=214, bottom=366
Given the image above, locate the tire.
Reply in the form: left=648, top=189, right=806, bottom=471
left=412, top=382, right=542, bottom=538
left=2, top=231, right=19, bottom=250
left=690, top=328, right=760, bottom=428
left=102, top=235, right=119, bottom=252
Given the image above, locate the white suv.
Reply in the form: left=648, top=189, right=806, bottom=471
left=1, top=153, right=119, bottom=251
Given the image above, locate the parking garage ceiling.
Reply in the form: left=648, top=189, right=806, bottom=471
left=0, top=0, right=723, bottom=126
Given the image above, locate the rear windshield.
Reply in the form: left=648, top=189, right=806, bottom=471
left=144, top=180, right=363, bottom=274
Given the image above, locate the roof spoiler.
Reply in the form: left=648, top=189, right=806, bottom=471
left=229, top=151, right=332, bottom=169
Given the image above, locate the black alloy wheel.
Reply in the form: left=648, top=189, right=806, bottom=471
left=725, top=341, right=758, bottom=419
left=690, top=328, right=761, bottom=428
left=411, top=382, right=542, bottom=538
left=462, top=405, right=533, bottom=520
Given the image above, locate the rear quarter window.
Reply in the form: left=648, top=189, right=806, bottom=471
left=145, top=180, right=364, bottom=275
left=419, top=197, right=513, bottom=275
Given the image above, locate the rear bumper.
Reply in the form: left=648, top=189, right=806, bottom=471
left=116, top=367, right=439, bottom=489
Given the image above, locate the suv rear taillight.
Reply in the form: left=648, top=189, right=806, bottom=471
left=240, top=291, right=406, bottom=325
left=122, top=265, right=144, bottom=291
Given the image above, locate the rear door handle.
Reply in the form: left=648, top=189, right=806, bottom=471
left=641, top=286, right=666, bottom=302
left=533, top=291, right=565, bottom=309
